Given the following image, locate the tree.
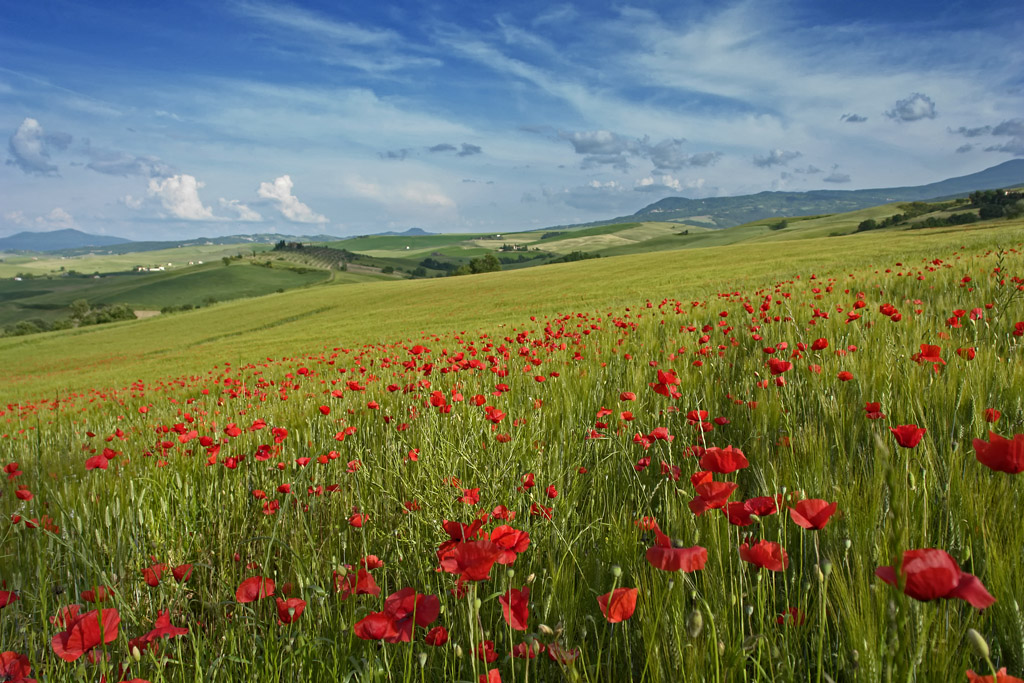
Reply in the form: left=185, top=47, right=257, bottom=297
left=70, top=299, right=90, bottom=320
left=469, top=254, right=502, bottom=274
left=222, top=256, right=232, bottom=266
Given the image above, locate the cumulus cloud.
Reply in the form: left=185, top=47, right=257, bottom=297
left=950, top=119, right=1024, bottom=156
left=6, top=118, right=71, bottom=176
left=427, top=142, right=483, bottom=157
left=219, top=198, right=263, bottom=221
left=148, top=174, right=215, bottom=220
left=634, top=175, right=683, bottom=192
left=257, top=175, right=328, bottom=223
left=841, top=113, right=867, bottom=123
left=823, top=172, right=851, bottom=183
left=885, top=93, right=937, bottom=122
left=457, top=143, right=482, bottom=157
left=544, top=179, right=632, bottom=212
left=753, top=149, right=802, bottom=168
left=794, top=165, right=822, bottom=174
left=985, top=139, right=1024, bottom=156
left=956, top=144, right=974, bottom=153
left=428, top=143, right=457, bottom=153
left=992, top=119, right=1024, bottom=137
left=4, top=207, right=76, bottom=229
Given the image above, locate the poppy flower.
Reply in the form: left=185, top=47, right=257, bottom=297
left=0, top=651, right=35, bottom=683
left=875, top=548, right=994, bottom=609
left=788, top=499, right=838, bottom=530
left=984, top=409, right=1001, bottom=423
left=973, top=432, right=1024, bottom=474
left=51, top=608, right=120, bottom=662
left=890, top=425, right=926, bottom=449
left=275, top=597, right=307, bottom=624
left=965, top=668, right=1024, bottom=683
left=865, top=402, right=886, bottom=420
left=333, top=568, right=380, bottom=598
left=480, top=669, right=501, bottom=683
left=439, top=540, right=503, bottom=581
left=355, top=588, right=440, bottom=643
left=911, top=344, right=945, bottom=366
left=424, top=625, right=449, bottom=646
left=80, top=585, right=115, bottom=603
left=499, top=586, right=530, bottom=630
left=490, top=526, right=530, bottom=564
left=0, top=591, right=19, bottom=609
left=477, top=640, right=499, bottom=663
left=142, top=562, right=168, bottom=587
left=597, top=587, right=638, bottom=623
left=645, top=525, right=707, bottom=572
left=777, top=607, right=806, bottom=626
left=698, top=446, right=749, bottom=473
left=235, top=576, right=275, bottom=603
left=688, top=481, right=738, bottom=516
left=739, top=539, right=789, bottom=571
left=837, top=371, right=854, bottom=382
left=172, top=564, right=193, bottom=583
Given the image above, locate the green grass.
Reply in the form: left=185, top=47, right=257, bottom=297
left=0, top=261, right=331, bottom=327
left=0, top=243, right=276, bottom=278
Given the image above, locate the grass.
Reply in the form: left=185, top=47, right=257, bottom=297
left=0, top=261, right=332, bottom=327
left=0, top=243, right=276, bottom=278
left=0, top=218, right=1023, bottom=682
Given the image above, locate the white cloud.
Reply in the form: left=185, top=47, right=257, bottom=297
left=4, top=207, right=76, bottom=229
left=6, top=118, right=71, bottom=176
left=885, top=93, right=938, bottom=122
left=147, top=174, right=215, bottom=220
left=219, top=198, right=263, bottom=221
left=344, top=177, right=455, bottom=209
left=257, top=175, right=327, bottom=223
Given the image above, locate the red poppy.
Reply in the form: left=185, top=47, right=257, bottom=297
left=645, top=524, right=707, bottom=572
left=688, top=480, right=738, bottom=515
left=385, top=588, right=440, bottom=642
left=837, top=371, right=854, bottom=381
left=597, top=587, right=638, bottom=623
left=499, top=586, right=530, bottom=630
left=973, top=431, right=1024, bottom=474
left=172, top=564, right=193, bottom=583
left=235, top=576, right=275, bottom=603
left=0, top=651, right=35, bottom=683
left=480, top=669, right=501, bottom=683
left=768, top=358, right=792, bottom=375
left=875, top=548, right=994, bottom=609
left=739, top=539, right=789, bottom=571
left=334, top=567, right=380, bottom=598
left=424, top=625, right=449, bottom=646
left=911, top=344, right=945, bottom=366
left=965, top=668, right=1024, bottom=683
left=275, top=597, right=307, bottom=624
left=698, top=445, right=749, bottom=473
left=80, top=585, right=115, bottom=603
left=777, top=607, right=806, bottom=626
left=984, top=409, right=1001, bottom=423
left=0, top=591, right=18, bottom=609
left=864, top=402, right=886, bottom=420
left=788, top=499, right=838, bottom=530
left=490, top=525, right=530, bottom=564
left=459, top=488, right=481, bottom=505
left=51, top=608, right=120, bottom=662
left=142, top=562, right=168, bottom=587
left=477, top=640, right=498, bottom=663
left=890, top=425, right=926, bottom=449
left=439, top=540, right=503, bottom=581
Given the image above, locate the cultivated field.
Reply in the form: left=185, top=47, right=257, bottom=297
left=1, top=219, right=1023, bottom=682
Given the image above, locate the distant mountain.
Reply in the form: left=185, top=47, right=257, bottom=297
left=371, top=228, right=435, bottom=237
left=603, top=159, right=1024, bottom=229
left=0, top=229, right=132, bottom=252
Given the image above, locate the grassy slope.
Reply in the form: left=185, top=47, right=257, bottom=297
left=0, top=243, right=276, bottom=278
left=0, top=262, right=332, bottom=326
left=3, top=219, right=1022, bottom=400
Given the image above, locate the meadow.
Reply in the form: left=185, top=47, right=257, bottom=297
left=1, top=218, right=1023, bottom=682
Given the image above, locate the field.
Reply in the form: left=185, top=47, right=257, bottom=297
left=0, top=261, right=333, bottom=328
left=1, top=218, right=1023, bottom=682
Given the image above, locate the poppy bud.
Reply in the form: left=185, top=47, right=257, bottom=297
left=610, top=564, right=622, bottom=578
left=966, top=628, right=989, bottom=660
left=686, top=609, right=703, bottom=638
left=506, top=569, right=515, bottom=579
left=473, top=598, right=482, bottom=610
left=417, top=652, right=428, bottom=668
left=454, top=644, right=464, bottom=658
left=820, top=560, right=833, bottom=578
left=538, top=623, right=554, bottom=636
left=131, top=645, right=142, bottom=662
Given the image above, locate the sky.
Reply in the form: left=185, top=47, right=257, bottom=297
left=1, top=0, right=1022, bottom=240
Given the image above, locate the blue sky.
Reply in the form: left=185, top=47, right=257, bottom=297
left=2, top=0, right=1022, bottom=239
